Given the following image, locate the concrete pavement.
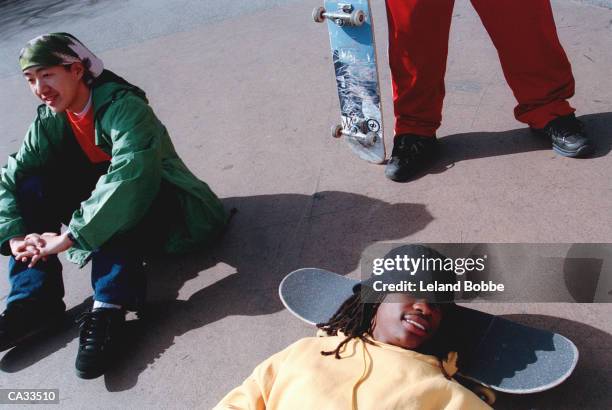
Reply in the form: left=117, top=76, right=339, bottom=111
left=0, top=0, right=610, bottom=408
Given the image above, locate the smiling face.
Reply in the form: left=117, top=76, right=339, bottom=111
left=371, top=293, right=443, bottom=350
left=23, top=63, right=87, bottom=113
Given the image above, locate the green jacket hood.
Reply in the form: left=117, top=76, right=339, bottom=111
left=91, top=70, right=148, bottom=113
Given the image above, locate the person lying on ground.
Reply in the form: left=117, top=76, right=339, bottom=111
left=216, top=245, right=491, bottom=410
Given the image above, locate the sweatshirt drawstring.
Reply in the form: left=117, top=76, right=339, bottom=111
left=351, top=338, right=373, bottom=410
left=440, top=351, right=459, bottom=379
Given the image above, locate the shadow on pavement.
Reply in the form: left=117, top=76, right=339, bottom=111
left=495, top=314, right=612, bottom=410
left=407, top=112, right=612, bottom=181
left=1, top=192, right=427, bottom=384
left=0, top=191, right=428, bottom=390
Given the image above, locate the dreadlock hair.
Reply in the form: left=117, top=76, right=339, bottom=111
left=316, top=285, right=386, bottom=359
left=317, top=286, right=459, bottom=363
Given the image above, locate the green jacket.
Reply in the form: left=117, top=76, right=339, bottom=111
left=0, top=70, right=228, bottom=266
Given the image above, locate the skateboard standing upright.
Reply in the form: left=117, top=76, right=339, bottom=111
left=313, top=1, right=386, bottom=164
left=279, top=268, right=579, bottom=405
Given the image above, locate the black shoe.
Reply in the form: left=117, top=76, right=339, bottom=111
left=384, top=134, right=438, bottom=182
left=75, top=308, right=125, bottom=379
left=0, top=300, right=65, bottom=352
left=533, top=114, right=594, bottom=157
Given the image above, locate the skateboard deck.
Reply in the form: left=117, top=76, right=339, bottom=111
left=279, top=268, right=579, bottom=398
left=313, top=1, right=386, bottom=164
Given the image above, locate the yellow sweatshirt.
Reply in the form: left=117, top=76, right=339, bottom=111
left=215, top=335, right=491, bottom=410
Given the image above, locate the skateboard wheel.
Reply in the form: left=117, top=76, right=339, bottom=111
left=331, top=124, right=343, bottom=138
left=472, top=386, right=496, bottom=405
left=350, top=10, right=365, bottom=26
left=363, top=132, right=376, bottom=146
left=312, top=6, right=326, bottom=23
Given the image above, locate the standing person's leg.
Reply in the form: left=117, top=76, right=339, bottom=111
left=471, top=0, right=592, bottom=157
left=0, top=175, right=66, bottom=351
left=385, top=0, right=455, bottom=182
left=386, top=0, right=455, bottom=136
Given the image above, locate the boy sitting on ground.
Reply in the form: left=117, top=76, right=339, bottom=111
left=0, top=33, right=228, bottom=378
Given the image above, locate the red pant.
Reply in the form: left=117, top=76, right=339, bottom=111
left=386, top=0, right=575, bottom=136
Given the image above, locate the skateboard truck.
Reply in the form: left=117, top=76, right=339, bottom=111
left=331, top=124, right=377, bottom=147
left=312, top=4, right=366, bottom=27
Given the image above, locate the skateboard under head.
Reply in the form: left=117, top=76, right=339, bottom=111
left=314, top=1, right=386, bottom=164
left=279, top=268, right=578, bottom=395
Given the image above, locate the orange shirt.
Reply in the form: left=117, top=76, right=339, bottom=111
left=66, top=106, right=111, bottom=164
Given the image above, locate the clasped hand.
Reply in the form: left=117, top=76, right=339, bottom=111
left=9, top=232, right=74, bottom=268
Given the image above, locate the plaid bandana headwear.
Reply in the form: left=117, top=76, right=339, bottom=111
left=19, top=33, right=103, bottom=84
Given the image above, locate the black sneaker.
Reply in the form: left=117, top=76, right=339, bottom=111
left=0, top=300, right=65, bottom=352
left=533, top=114, right=594, bottom=157
left=384, top=134, right=438, bottom=182
left=75, top=308, right=125, bottom=379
